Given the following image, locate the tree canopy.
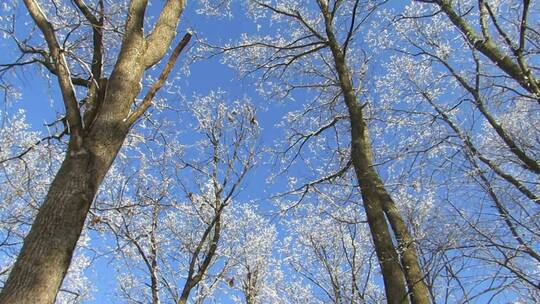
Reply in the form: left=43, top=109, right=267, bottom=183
left=0, top=0, right=538, bottom=303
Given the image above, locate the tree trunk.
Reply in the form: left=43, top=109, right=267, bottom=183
left=349, top=108, right=409, bottom=304
left=0, top=57, right=142, bottom=304
left=178, top=286, right=191, bottom=304
left=0, top=130, right=126, bottom=303
left=0, top=155, right=95, bottom=303
left=337, top=49, right=431, bottom=304
left=379, top=190, right=432, bottom=304
left=151, top=203, right=161, bottom=304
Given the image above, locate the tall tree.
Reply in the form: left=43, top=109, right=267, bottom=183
left=0, top=1, right=191, bottom=302
left=93, top=94, right=260, bottom=304
left=371, top=0, right=539, bottom=301
left=207, top=1, right=431, bottom=302
left=0, top=110, right=93, bottom=303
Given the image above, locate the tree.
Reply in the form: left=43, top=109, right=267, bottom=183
left=224, top=204, right=280, bottom=304
left=370, top=0, right=539, bottom=301
left=283, top=201, right=383, bottom=303
left=0, top=1, right=191, bottom=302
left=92, top=93, right=260, bottom=304
left=0, top=109, right=92, bottom=303
left=207, top=1, right=431, bottom=302
left=0, top=0, right=537, bottom=303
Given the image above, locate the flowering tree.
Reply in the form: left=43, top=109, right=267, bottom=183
left=281, top=201, right=383, bottom=304
left=92, top=94, right=260, bottom=304
left=221, top=204, right=281, bottom=304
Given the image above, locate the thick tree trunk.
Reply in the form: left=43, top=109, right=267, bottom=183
left=349, top=108, right=410, bottom=304
left=0, top=130, right=125, bottom=303
left=0, top=64, right=140, bottom=304
left=351, top=123, right=431, bottom=304
left=345, top=71, right=431, bottom=304
left=0, top=153, right=96, bottom=303
left=379, top=190, right=431, bottom=304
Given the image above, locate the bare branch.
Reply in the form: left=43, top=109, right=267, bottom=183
left=23, top=0, right=84, bottom=150
left=433, top=0, right=540, bottom=102
left=127, top=32, right=192, bottom=125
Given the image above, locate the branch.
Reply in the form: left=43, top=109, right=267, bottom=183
left=124, top=0, right=148, bottom=39
left=0, top=132, right=66, bottom=165
left=184, top=204, right=224, bottom=292
left=253, top=0, right=326, bottom=42
left=434, top=0, right=540, bottom=102
left=425, top=49, right=540, bottom=174
left=274, top=159, right=353, bottom=213
left=23, top=0, right=84, bottom=149
left=126, top=32, right=192, bottom=125
left=144, top=0, right=187, bottom=68
left=423, top=92, right=539, bottom=204
left=342, top=0, right=360, bottom=56
left=35, top=57, right=90, bottom=86
left=72, top=0, right=104, bottom=80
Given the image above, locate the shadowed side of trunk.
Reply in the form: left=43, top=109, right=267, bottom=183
left=0, top=130, right=126, bottom=303
left=0, top=153, right=96, bottom=303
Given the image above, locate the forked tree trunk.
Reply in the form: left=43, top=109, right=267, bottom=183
left=177, top=213, right=222, bottom=304
left=347, top=99, right=411, bottom=304
left=0, top=0, right=188, bottom=303
left=319, top=2, right=431, bottom=303
left=341, top=53, right=431, bottom=304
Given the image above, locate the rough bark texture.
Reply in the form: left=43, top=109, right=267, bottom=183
left=0, top=151, right=108, bottom=303
left=344, top=56, right=430, bottom=304
left=0, top=1, right=187, bottom=303
left=319, top=1, right=431, bottom=303
left=0, top=119, right=130, bottom=303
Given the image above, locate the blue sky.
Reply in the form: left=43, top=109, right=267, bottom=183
left=1, top=1, right=535, bottom=303
left=0, top=1, right=452, bottom=302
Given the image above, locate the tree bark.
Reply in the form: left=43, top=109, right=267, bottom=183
left=0, top=150, right=106, bottom=303
left=347, top=102, right=410, bottom=304
left=345, top=61, right=431, bottom=304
